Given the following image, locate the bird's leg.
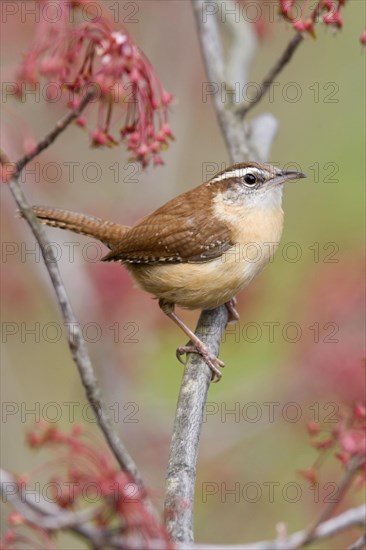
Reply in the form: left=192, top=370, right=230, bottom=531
left=159, top=299, right=224, bottom=382
left=225, top=297, right=240, bottom=324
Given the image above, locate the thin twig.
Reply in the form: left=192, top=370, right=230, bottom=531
left=235, top=32, right=304, bottom=118
left=187, top=504, right=366, bottom=550
left=0, top=468, right=100, bottom=530
left=0, top=469, right=136, bottom=549
left=299, top=455, right=366, bottom=547
left=8, top=175, right=145, bottom=489
left=348, top=533, right=366, bottom=550
left=15, top=89, right=96, bottom=175
left=5, top=96, right=146, bottom=491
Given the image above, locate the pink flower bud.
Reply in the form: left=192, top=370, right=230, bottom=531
left=136, top=144, right=149, bottom=156
left=340, top=431, right=366, bottom=456
left=75, top=116, right=87, bottom=128
left=298, top=468, right=317, bottom=485
left=153, top=155, right=164, bottom=166
left=336, top=451, right=349, bottom=465
left=307, top=421, right=321, bottom=435
left=40, top=57, right=64, bottom=78
left=314, top=438, right=334, bottom=450
left=129, top=68, right=141, bottom=83
left=323, top=9, right=343, bottom=28
left=150, top=141, right=162, bottom=153
left=68, top=97, right=81, bottom=110
left=91, top=129, right=108, bottom=145
left=280, top=0, right=295, bottom=16
left=360, top=28, right=366, bottom=46
left=8, top=513, right=24, bottom=526
left=161, top=90, right=173, bottom=106
left=355, top=403, right=366, bottom=418
left=127, top=131, right=141, bottom=145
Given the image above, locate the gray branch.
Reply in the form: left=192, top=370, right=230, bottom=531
left=164, top=0, right=282, bottom=543
left=164, top=306, right=227, bottom=541
left=187, top=504, right=366, bottom=550
left=15, top=90, right=96, bottom=175
left=5, top=96, right=147, bottom=493
left=191, top=0, right=255, bottom=162
left=0, top=469, right=158, bottom=549
left=235, top=32, right=304, bottom=118
left=8, top=173, right=146, bottom=490
left=2, top=468, right=364, bottom=550
left=348, top=533, right=366, bottom=550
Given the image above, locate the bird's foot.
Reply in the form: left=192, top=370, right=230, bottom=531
left=225, top=297, right=240, bottom=324
left=176, top=343, right=224, bottom=382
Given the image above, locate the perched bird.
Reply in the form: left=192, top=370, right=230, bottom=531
left=30, top=162, right=306, bottom=380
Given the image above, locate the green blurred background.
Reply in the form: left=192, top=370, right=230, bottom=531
left=1, top=1, right=365, bottom=547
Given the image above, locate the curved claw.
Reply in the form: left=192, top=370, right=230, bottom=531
left=176, top=344, right=224, bottom=382
left=176, top=346, right=189, bottom=365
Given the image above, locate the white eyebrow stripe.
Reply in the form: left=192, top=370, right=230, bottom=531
left=209, top=167, right=262, bottom=183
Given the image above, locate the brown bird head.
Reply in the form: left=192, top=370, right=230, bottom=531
left=207, top=162, right=306, bottom=208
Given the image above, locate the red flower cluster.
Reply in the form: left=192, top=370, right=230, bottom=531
left=15, top=0, right=174, bottom=167
left=2, top=422, right=172, bottom=549
left=280, top=0, right=350, bottom=37
left=1, top=514, right=57, bottom=550
left=300, top=403, right=366, bottom=485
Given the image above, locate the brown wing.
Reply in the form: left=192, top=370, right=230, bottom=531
left=102, top=184, right=233, bottom=264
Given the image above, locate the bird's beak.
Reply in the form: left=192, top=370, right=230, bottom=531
left=269, top=170, right=306, bottom=188
left=281, top=170, right=307, bottom=181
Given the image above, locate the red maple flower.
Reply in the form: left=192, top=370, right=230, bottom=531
left=279, top=0, right=350, bottom=38
left=302, top=403, right=366, bottom=485
left=15, top=0, right=174, bottom=167
left=25, top=422, right=171, bottom=547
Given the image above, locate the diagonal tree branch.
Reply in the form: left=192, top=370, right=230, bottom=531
left=235, top=32, right=304, bottom=118
left=4, top=97, right=147, bottom=493
left=188, top=503, right=366, bottom=550
left=297, top=455, right=366, bottom=548
left=348, top=533, right=366, bottom=550
left=8, top=174, right=145, bottom=490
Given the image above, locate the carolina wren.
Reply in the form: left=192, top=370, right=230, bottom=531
left=30, top=162, right=305, bottom=381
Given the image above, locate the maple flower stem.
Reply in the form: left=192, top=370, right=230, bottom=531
left=15, top=89, right=96, bottom=176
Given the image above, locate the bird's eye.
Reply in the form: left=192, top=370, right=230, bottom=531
left=243, top=173, right=257, bottom=186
